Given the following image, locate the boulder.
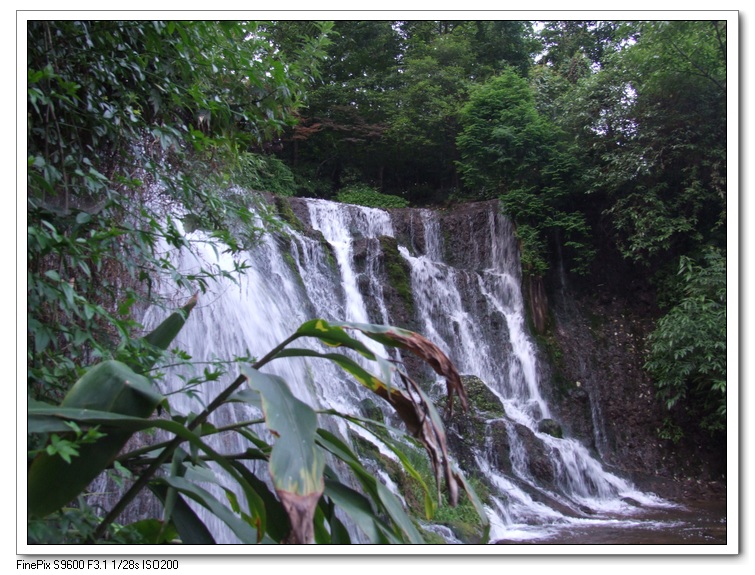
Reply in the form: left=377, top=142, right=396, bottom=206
left=537, top=418, right=564, bottom=439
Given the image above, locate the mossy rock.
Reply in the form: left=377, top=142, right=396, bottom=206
left=378, top=235, right=414, bottom=316
left=443, top=376, right=505, bottom=471
left=419, top=528, right=448, bottom=544
left=359, top=397, right=385, bottom=424
left=348, top=431, right=381, bottom=462
left=444, top=519, right=484, bottom=544
left=537, top=418, right=563, bottom=439
left=274, top=196, right=306, bottom=233
left=461, top=375, right=505, bottom=417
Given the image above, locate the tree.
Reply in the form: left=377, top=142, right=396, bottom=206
left=644, top=248, right=727, bottom=436
left=281, top=20, right=538, bottom=201
left=456, top=68, right=593, bottom=276
left=27, top=20, right=331, bottom=400
left=277, top=21, right=402, bottom=192
left=557, top=21, right=726, bottom=267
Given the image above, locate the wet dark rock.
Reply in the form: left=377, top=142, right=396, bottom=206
left=541, top=279, right=726, bottom=500
left=512, top=423, right=557, bottom=488
left=351, top=237, right=369, bottom=265
left=442, top=375, right=505, bottom=472
left=488, top=420, right=513, bottom=476
left=285, top=196, right=313, bottom=229
left=537, top=418, right=564, bottom=439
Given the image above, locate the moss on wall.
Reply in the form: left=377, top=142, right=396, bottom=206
left=378, top=235, right=414, bottom=316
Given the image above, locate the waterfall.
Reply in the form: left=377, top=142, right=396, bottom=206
left=131, top=195, right=672, bottom=543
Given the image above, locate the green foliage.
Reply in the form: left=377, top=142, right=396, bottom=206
left=28, top=296, right=196, bottom=518
left=336, top=185, right=409, bottom=209
left=508, top=220, right=549, bottom=278
left=456, top=69, right=553, bottom=194
left=558, top=20, right=726, bottom=266
left=29, top=19, right=477, bottom=545
left=657, top=417, right=684, bottom=445
left=644, top=248, right=727, bottom=434
left=27, top=20, right=332, bottom=403
left=281, top=20, right=537, bottom=200
left=231, top=153, right=297, bottom=197
left=456, top=69, right=595, bottom=276
left=386, top=438, right=490, bottom=543
left=35, top=422, right=106, bottom=464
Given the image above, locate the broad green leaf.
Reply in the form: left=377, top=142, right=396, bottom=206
left=323, top=478, right=387, bottom=544
left=153, top=476, right=259, bottom=543
left=134, top=293, right=198, bottom=372
left=316, top=493, right=352, bottom=544
left=117, top=518, right=179, bottom=544
left=29, top=402, right=267, bottom=533
left=228, top=460, right=288, bottom=542
left=274, top=348, right=385, bottom=393
left=60, top=360, right=163, bottom=413
left=28, top=360, right=164, bottom=517
left=295, top=319, right=376, bottom=358
left=242, top=366, right=325, bottom=544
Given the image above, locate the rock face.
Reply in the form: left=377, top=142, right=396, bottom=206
left=544, top=284, right=726, bottom=499
left=277, top=196, right=724, bottom=502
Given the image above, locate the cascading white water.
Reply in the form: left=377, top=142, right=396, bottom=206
left=134, top=195, right=672, bottom=543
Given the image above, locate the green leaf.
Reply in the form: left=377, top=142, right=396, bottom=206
left=316, top=428, right=424, bottom=543
left=153, top=476, right=259, bottom=543
left=228, top=460, right=288, bottom=542
left=28, top=360, right=165, bottom=517
left=453, top=467, right=490, bottom=544
left=117, top=518, right=178, bottom=544
left=323, top=478, right=388, bottom=544
left=295, top=319, right=376, bottom=358
left=242, top=366, right=325, bottom=544
left=332, top=320, right=467, bottom=414
left=132, top=293, right=198, bottom=372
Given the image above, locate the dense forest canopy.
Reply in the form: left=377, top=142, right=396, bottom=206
left=26, top=18, right=729, bottom=544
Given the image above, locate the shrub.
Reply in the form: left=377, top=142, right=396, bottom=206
left=336, top=185, right=410, bottom=209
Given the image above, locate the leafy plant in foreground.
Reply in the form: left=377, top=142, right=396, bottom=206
left=28, top=300, right=488, bottom=544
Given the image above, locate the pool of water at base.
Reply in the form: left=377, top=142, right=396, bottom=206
left=492, top=498, right=727, bottom=546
